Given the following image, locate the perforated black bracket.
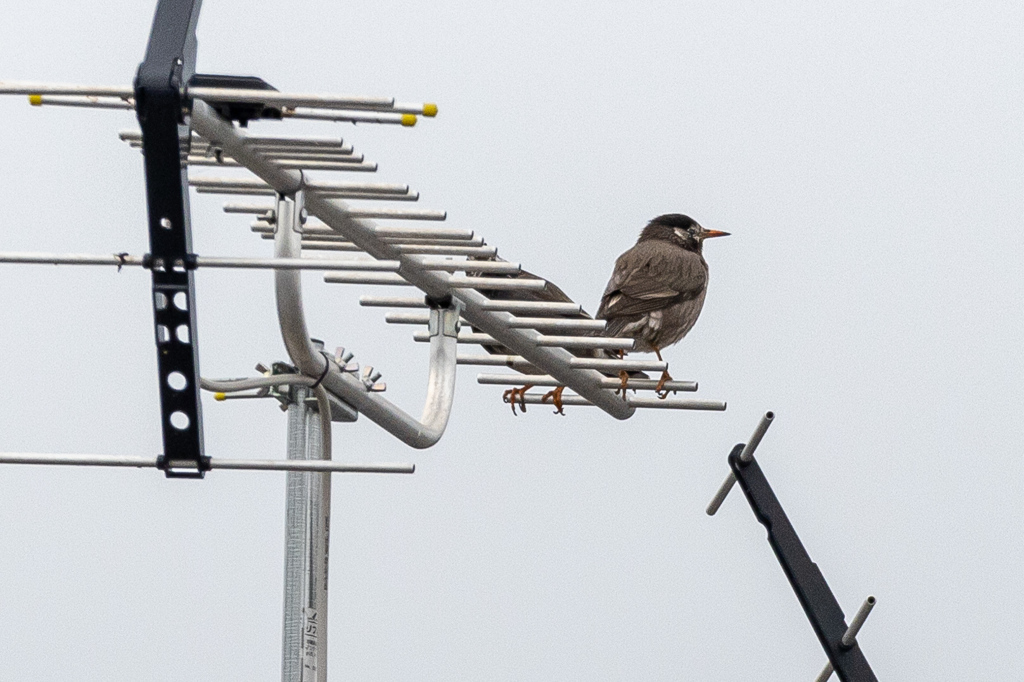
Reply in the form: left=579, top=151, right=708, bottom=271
left=134, top=0, right=206, bottom=478
left=728, top=445, right=878, bottom=682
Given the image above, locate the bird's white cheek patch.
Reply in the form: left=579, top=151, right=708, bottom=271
left=674, top=227, right=687, bottom=240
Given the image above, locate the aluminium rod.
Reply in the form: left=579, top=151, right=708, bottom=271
left=132, top=143, right=360, bottom=157
left=741, top=410, right=776, bottom=462
left=195, top=186, right=419, bottom=199
left=253, top=227, right=475, bottom=244
left=385, top=311, right=605, bottom=332
left=121, top=129, right=355, bottom=151
left=291, top=236, right=483, bottom=247
left=409, top=259, right=519, bottom=274
left=453, top=354, right=668, bottom=373
left=239, top=151, right=363, bottom=161
left=476, top=374, right=698, bottom=392
left=30, top=95, right=133, bottom=109
left=411, top=330, right=635, bottom=351
left=190, top=100, right=635, bottom=419
left=285, top=108, right=416, bottom=126
left=0, top=452, right=413, bottom=473
left=706, top=411, right=777, bottom=516
left=0, top=81, right=134, bottom=97
left=187, top=157, right=378, bottom=172
left=797, top=595, right=878, bottom=678
left=569, top=357, right=668, bottom=371
left=186, top=86, right=396, bottom=111
left=17, top=86, right=434, bottom=116
left=129, top=140, right=359, bottom=155
left=275, top=234, right=484, bottom=246
left=0, top=252, right=404, bottom=272
left=186, top=151, right=364, bottom=163
left=251, top=223, right=464, bottom=238
left=841, top=596, right=876, bottom=648
left=189, top=176, right=409, bottom=194
left=360, top=295, right=582, bottom=311
left=248, top=207, right=448, bottom=221
left=359, top=296, right=430, bottom=308
left=314, top=223, right=466, bottom=237
left=478, top=300, right=584, bottom=315
left=323, top=272, right=547, bottom=290
left=456, top=354, right=539, bottom=370
left=302, top=242, right=497, bottom=257
left=503, top=394, right=726, bottom=411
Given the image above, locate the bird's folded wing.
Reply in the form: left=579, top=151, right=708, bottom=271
left=598, top=243, right=707, bottom=319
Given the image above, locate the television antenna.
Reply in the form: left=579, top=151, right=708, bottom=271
left=0, top=0, right=727, bottom=678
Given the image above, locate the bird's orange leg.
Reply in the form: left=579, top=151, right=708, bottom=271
left=613, top=349, right=631, bottom=398
left=502, top=384, right=534, bottom=415
left=541, top=385, right=566, bottom=415
left=653, top=347, right=674, bottom=399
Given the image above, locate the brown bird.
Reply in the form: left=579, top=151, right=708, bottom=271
left=597, top=214, right=729, bottom=397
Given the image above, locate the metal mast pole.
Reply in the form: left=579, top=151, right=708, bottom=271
left=282, top=385, right=331, bottom=682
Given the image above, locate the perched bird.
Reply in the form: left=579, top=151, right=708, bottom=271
left=597, top=214, right=729, bottom=396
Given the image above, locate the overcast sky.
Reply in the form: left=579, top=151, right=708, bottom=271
left=0, top=1, right=1021, bottom=680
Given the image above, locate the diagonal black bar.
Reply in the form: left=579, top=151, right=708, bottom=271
left=728, top=445, right=877, bottom=682
left=133, top=0, right=208, bottom=478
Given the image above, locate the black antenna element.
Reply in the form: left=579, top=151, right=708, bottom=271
left=134, top=0, right=207, bottom=477
left=727, top=444, right=878, bottom=682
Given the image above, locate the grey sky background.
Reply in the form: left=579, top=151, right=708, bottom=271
left=0, top=1, right=1021, bottom=680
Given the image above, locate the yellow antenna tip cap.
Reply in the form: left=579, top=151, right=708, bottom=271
left=28, top=94, right=43, bottom=106
left=422, top=103, right=438, bottom=117
left=214, top=392, right=227, bottom=401
left=401, top=113, right=417, bottom=127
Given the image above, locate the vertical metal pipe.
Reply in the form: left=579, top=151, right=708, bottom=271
left=282, top=388, right=310, bottom=682
left=282, top=386, right=331, bottom=682
left=305, top=397, right=331, bottom=682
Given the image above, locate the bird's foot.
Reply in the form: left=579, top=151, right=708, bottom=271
left=541, top=385, right=566, bottom=415
left=655, top=369, right=674, bottom=399
left=617, top=370, right=630, bottom=399
left=502, top=384, right=534, bottom=415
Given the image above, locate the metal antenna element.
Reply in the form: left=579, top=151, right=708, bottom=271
left=708, top=413, right=879, bottom=682
left=706, top=411, right=774, bottom=515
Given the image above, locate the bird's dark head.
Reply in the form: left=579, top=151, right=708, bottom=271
left=639, top=214, right=730, bottom=252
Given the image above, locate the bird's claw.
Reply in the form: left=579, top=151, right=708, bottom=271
left=655, top=369, right=673, bottom=399
left=617, top=370, right=630, bottom=399
left=541, top=385, right=566, bottom=415
left=502, top=384, right=534, bottom=415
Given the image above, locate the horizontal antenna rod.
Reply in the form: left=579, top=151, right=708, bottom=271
left=0, top=81, right=134, bottom=97
left=385, top=311, right=605, bottom=332
left=121, top=130, right=353, bottom=150
left=411, top=330, right=635, bottom=350
left=506, top=394, right=725, bottom=411
left=0, top=251, right=409, bottom=272
left=0, top=452, right=414, bottom=474
left=190, top=177, right=409, bottom=194
left=3, top=83, right=437, bottom=115
left=476, top=373, right=698, bottom=392
left=250, top=206, right=448, bottom=221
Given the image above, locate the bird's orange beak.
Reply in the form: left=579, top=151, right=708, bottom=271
left=701, top=229, right=731, bottom=239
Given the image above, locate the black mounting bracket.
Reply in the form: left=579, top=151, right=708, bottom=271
left=134, top=0, right=206, bottom=478
left=727, top=444, right=878, bottom=682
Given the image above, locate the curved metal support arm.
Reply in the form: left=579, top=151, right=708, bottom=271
left=273, top=191, right=458, bottom=448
